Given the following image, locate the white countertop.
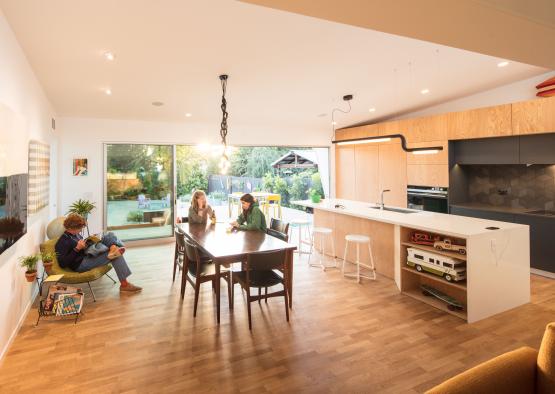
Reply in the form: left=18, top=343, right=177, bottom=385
left=292, top=199, right=528, bottom=238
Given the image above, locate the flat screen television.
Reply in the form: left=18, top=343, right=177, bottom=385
left=0, top=173, right=28, bottom=255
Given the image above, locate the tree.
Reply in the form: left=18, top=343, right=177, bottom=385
left=245, top=147, right=289, bottom=178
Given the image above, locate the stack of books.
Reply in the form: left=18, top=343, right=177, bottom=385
left=43, top=282, right=84, bottom=316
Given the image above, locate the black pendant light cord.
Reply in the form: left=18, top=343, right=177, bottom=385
left=219, top=74, right=229, bottom=154
left=331, top=94, right=353, bottom=136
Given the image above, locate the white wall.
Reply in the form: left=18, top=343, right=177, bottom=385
left=0, top=9, right=57, bottom=360
left=395, top=71, right=555, bottom=120
left=57, top=117, right=331, bottom=234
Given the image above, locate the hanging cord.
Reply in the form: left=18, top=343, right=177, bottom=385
left=331, top=95, right=353, bottom=139
left=219, top=74, right=228, bottom=154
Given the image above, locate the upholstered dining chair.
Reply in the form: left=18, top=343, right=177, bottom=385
left=232, top=249, right=289, bottom=330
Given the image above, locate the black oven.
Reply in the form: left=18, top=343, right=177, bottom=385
left=407, top=185, right=448, bottom=213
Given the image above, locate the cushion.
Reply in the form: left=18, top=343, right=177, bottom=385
left=537, top=322, right=555, bottom=394
left=234, top=270, right=283, bottom=288
left=426, top=347, right=538, bottom=394
left=40, top=238, right=112, bottom=284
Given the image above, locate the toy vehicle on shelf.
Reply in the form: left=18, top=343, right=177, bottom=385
left=410, top=232, right=439, bottom=246
left=406, top=248, right=466, bottom=282
left=434, top=238, right=467, bottom=255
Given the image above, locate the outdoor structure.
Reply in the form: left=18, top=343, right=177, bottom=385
left=271, top=149, right=330, bottom=197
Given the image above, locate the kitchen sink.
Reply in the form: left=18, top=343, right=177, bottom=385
left=525, top=209, right=555, bottom=216
left=369, top=206, right=417, bottom=214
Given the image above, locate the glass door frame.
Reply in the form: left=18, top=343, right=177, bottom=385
left=103, top=142, right=176, bottom=242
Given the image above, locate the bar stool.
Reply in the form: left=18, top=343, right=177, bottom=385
left=308, top=227, right=336, bottom=271
left=342, top=234, right=376, bottom=283
left=289, top=218, right=312, bottom=256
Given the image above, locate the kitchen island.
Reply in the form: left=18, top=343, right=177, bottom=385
left=293, top=199, right=530, bottom=323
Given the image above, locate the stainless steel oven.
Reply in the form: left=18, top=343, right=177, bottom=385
left=407, top=185, right=448, bottom=213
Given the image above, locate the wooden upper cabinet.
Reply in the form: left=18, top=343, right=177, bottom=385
left=378, top=143, right=407, bottom=207
left=405, top=115, right=448, bottom=143
left=335, top=124, right=379, bottom=141
left=354, top=145, right=379, bottom=203
left=446, top=104, right=512, bottom=140
left=512, top=96, right=555, bottom=135
left=335, top=145, right=355, bottom=199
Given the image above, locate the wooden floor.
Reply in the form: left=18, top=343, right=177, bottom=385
left=1, top=244, right=554, bottom=393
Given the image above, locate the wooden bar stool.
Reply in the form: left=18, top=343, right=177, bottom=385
left=342, top=234, right=376, bottom=283
left=289, top=219, right=312, bottom=256
left=308, top=227, right=336, bottom=271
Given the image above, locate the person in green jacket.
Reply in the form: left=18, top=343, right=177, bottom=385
left=231, top=193, right=267, bottom=231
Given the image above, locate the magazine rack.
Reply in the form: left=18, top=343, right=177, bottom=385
left=36, top=274, right=84, bottom=326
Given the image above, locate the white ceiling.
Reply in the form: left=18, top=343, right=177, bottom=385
left=0, top=0, right=548, bottom=132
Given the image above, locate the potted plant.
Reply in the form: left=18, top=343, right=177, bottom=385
left=19, top=254, right=39, bottom=282
left=67, top=199, right=96, bottom=235
left=40, top=251, right=56, bottom=274
left=308, top=188, right=322, bottom=203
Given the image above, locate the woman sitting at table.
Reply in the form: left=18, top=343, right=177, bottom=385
left=231, top=193, right=267, bottom=231
left=55, top=214, right=142, bottom=293
left=188, top=190, right=216, bottom=224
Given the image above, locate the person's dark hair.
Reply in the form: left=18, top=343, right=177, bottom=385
left=240, top=193, right=256, bottom=221
left=63, top=213, right=86, bottom=230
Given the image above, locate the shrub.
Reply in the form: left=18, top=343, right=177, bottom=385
left=127, top=210, right=144, bottom=223
left=273, top=176, right=289, bottom=206
left=209, top=191, right=227, bottom=201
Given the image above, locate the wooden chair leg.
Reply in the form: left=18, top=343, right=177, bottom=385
left=227, top=275, right=233, bottom=310
left=193, top=280, right=201, bottom=317
left=246, top=287, right=253, bottom=330
left=181, top=266, right=187, bottom=299
left=173, top=245, right=178, bottom=282
left=258, top=287, right=261, bottom=304
left=283, top=285, right=289, bottom=322
left=265, top=287, right=268, bottom=303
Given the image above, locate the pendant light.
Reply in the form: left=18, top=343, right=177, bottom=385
left=218, top=74, right=231, bottom=174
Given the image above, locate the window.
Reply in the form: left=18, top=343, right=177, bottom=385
left=429, top=258, right=434, bottom=263
left=443, top=262, right=453, bottom=268
left=414, top=254, right=424, bottom=260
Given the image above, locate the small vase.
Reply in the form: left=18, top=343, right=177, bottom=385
left=25, top=270, right=37, bottom=282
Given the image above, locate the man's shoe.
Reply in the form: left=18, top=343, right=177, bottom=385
left=120, top=283, right=142, bottom=292
left=108, top=245, right=122, bottom=260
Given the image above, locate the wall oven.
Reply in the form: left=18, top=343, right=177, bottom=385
left=407, top=185, right=448, bottom=213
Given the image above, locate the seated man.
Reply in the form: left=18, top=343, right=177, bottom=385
left=55, top=213, right=142, bottom=293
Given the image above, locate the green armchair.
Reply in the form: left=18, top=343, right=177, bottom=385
left=40, top=238, right=115, bottom=301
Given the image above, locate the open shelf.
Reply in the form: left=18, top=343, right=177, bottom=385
left=401, top=242, right=467, bottom=261
left=403, top=288, right=467, bottom=320
left=401, top=266, right=467, bottom=290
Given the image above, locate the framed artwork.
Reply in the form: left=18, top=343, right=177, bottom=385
left=28, top=140, right=50, bottom=214
left=72, top=158, right=88, bottom=176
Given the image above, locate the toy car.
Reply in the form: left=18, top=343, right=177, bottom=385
left=410, top=232, right=439, bottom=246
left=434, top=238, right=467, bottom=255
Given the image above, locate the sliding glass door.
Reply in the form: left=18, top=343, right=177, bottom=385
left=105, top=144, right=173, bottom=241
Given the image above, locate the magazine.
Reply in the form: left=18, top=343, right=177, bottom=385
left=43, top=284, right=82, bottom=312
left=53, top=293, right=83, bottom=316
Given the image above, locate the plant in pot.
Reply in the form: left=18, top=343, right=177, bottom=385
left=40, top=251, right=56, bottom=274
left=67, top=199, right=96, bottom=235
left=19, top=254, right=40, bottom=282
left=308, top=188, right=322, bottom=203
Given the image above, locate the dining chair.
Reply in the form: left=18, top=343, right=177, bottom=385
left=261, top=194, right=282, bottom=219
left=266, top=218, right=289, bottom=242
left=180, top=234, right=233, bottom=317
left=232, top=249, right=289, bottom=330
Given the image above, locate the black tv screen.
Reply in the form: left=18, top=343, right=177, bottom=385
left=0, top=173, right=28, bottom=255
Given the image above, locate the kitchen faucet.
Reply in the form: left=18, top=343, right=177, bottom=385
left=380, top=189, right=391, bottom=209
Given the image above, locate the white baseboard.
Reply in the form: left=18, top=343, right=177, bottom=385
left=0, top=286, right=39, bottom=363
left=531, top=268, right=555, bottom=279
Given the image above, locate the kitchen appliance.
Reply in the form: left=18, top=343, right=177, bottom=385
left=407, top=185, right=448, bottom=213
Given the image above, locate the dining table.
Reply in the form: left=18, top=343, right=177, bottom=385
left=178, top=222, right=297, bottom=323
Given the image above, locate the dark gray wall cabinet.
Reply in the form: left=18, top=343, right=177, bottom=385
left=519, top=134, right=555, bottom=164
left=453, top=136, right=519, bottom=165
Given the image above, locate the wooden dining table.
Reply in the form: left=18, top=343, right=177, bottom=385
left=178, top=222, right=297, bottom=323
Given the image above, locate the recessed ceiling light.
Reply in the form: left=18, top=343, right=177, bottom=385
left=497, top=61, right=509, bottom=68
left=368, top=108, right=376, bottom=113
left=185, top=113, right=192, bottom=117
left=331, top=121, right=337, bottom=126
left=152, top=101, right=164, bottom=106
left=104, top=52, right=115, bottom=61
left=105, top=88, right=112, bottom=96
left=420, top=89, right=430, bottom=95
